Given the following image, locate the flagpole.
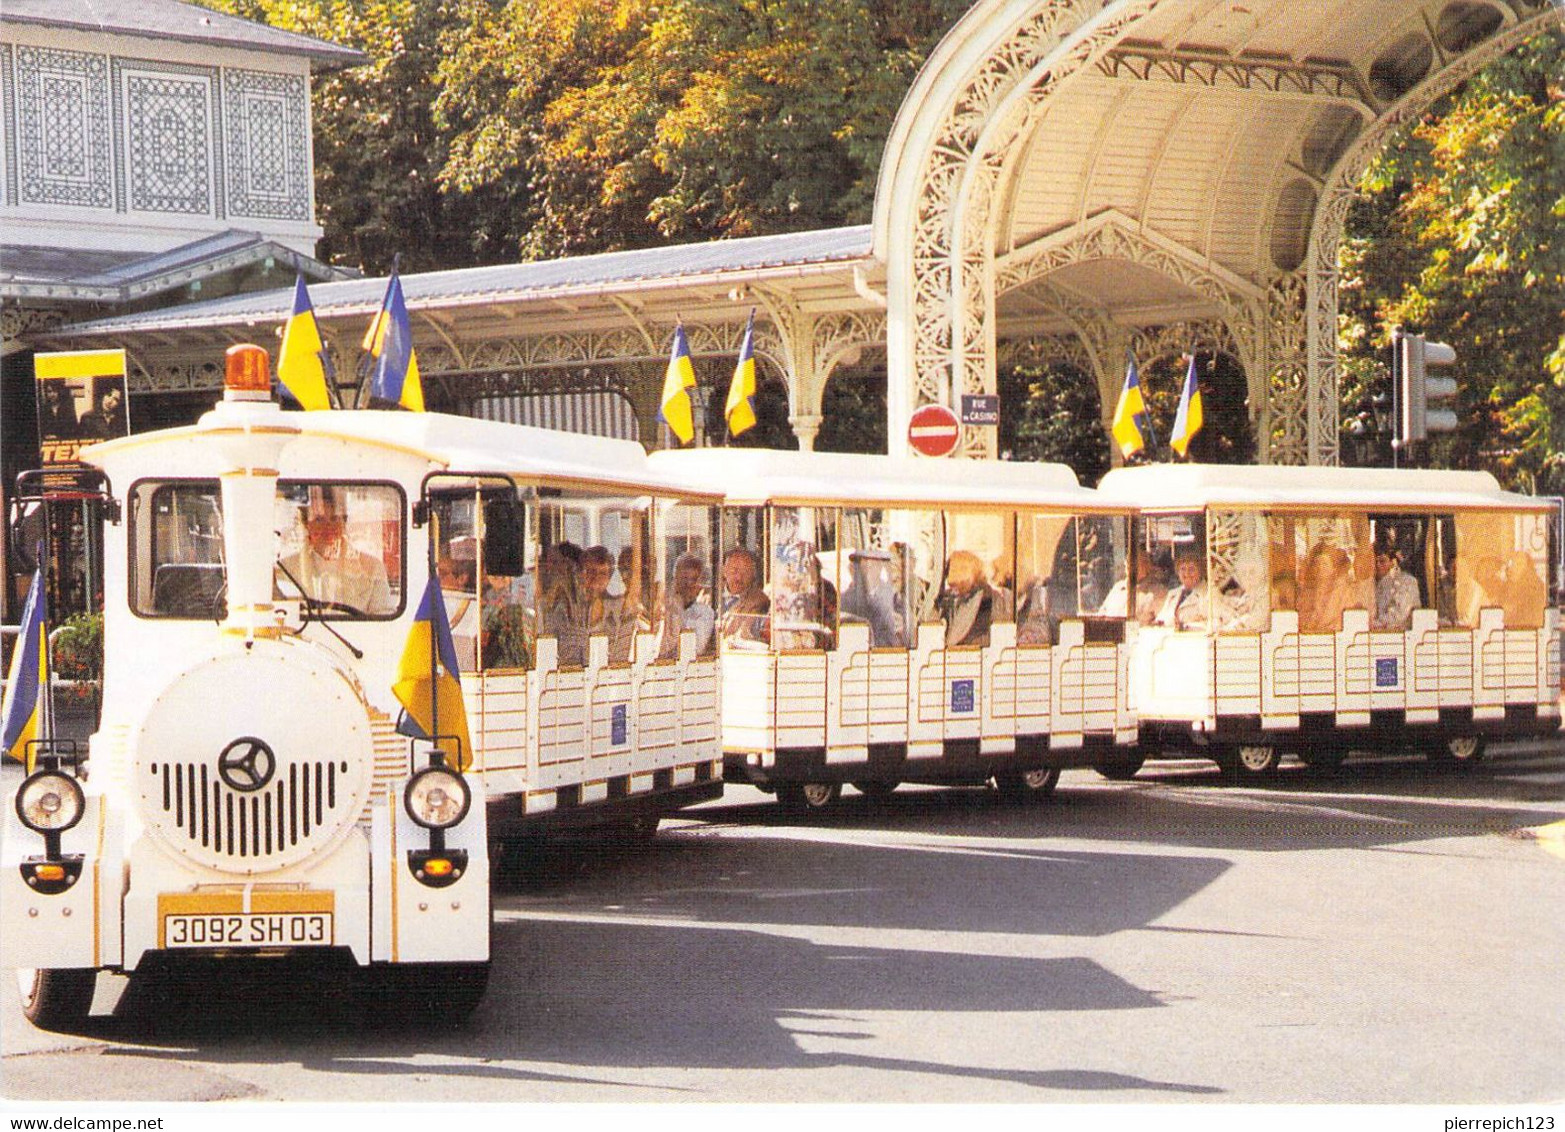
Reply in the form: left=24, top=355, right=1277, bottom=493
left=355, top=253, right=400, bottom=409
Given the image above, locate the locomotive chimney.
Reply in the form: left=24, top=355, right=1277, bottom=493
left=197, top=344, right=300, bottom=639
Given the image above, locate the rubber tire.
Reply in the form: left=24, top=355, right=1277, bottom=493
left=994, top=767, right=1061, bottom=799
left=17, top=968, right=95, bottom=1033
left=1225, top=744, right=1280, bottom=781
left=1094, top=755, right=1145, bottom=781
left=777, top=782, right=842, bottom=813
left=852, top=780, right=898, bottom=802
left=1427, top=735, right=1486, bottom=766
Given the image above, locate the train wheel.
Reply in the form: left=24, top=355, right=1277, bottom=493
left=17, top=968, right=95, bottom=1033
left=994, top=767, right=1061, bottom=800
left=1427, top=735, right=1486, bottom=766
left=1095, top=755, right=1145, bottom=781
left=1226, top=744, right=1280, bottom=781
left=853, top=780, right=898, bottom=803
left=778, top=782, right=841, bottom=813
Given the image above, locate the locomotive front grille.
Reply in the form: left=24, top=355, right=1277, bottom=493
left=149, top=759, right=351, bottom=861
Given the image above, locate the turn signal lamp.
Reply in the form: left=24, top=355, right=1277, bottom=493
left=224, top=343, right=272, bottom=401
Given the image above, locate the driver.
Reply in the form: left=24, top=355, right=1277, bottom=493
left=277, top=486, right=395, bottom=615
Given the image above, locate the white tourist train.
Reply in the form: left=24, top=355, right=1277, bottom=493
left=1096, top=463, right=1562, bottom=778
left=649, top=447, right=1140, bottom=809
left=3, top=345, right=723, bottom=1031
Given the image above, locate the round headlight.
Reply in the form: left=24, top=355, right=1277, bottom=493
left=16, top=771, right=85, bottom=834
left=404, top=767, right=471, bottom=830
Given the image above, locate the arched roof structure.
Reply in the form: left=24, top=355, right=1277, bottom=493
left=874, top=0, right=1561, bottom=463
left=30, top=0, right=1562, bottom=465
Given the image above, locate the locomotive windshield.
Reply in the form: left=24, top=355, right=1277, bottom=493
left=129, top=479, right=405, bottom=619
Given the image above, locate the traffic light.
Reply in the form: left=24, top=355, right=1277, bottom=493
left=1395, top=329, right=1458, bottom=446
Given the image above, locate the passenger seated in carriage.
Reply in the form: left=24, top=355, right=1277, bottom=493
left=719, top=546, right=770, bottom=645
left=1371, top=539, right=1421, bottom=631
left=942, top=549, right=1007, bottom=647
left=1154, top=548, right=1207, bottom=630
left=658, top=552, right=715, bottom=659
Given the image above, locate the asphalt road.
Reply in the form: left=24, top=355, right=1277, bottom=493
left=3, top=741, right=1563, bottom=1105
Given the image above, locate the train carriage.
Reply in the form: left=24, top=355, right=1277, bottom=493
left=1097, top=463, right=1563, bottom=778
left=3, top=346, right=722, bottom=1031
left=650, top=448, right=1140, bottom=810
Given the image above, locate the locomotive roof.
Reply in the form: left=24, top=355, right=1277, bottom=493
left=81, top=407, right=723, bottom=500
left=1096, top=463, right=1553, bottom=513
left=650, top=448, right=1119, bottom=511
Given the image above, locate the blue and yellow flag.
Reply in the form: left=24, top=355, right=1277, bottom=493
left=1171, top=353, right=1204, bottom=458
left=1, top=565, right=48, bottom=774
left=660, top=322, right=697, bottom=445
left=277, top=275, right=334, bottom=411
left=1110, top=351, right=1151, bottom=459
left=725, top=308, right=757, bottom=439
left=393, top=574, right=472, bottom=771
left=366, top=269, right=425, bottom=412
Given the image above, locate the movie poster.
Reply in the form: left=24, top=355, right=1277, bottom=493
left=34, top=348, right=130, bottom=467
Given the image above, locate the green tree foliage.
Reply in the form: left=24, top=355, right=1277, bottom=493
left=1338, top=30, right=1564, bottom=493
left=435, top=0, right=969, bottom=256
left=999, top=363, right=1110, bottom=480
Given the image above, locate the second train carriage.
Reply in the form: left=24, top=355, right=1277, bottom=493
left=650, top=448, right=1140, bottom=809
left=1096, top=463, right=1563, bottom=778
left=3, top=346, right=724, bottom=1031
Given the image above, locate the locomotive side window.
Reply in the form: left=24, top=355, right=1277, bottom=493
left=129, top=480, right=226, bottom=619
left=273, top=482, right=404, bottom=619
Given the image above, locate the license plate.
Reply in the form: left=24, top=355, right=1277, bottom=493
left=158, top=891, right=334, bottom=949
left=165, top=912, right=333, bottom=949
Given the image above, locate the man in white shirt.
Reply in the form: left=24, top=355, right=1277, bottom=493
left=1156, top=549, right=1208, bottom=630
left=278, top=487, right=395, bottom=615
left=1373, top=543, right=1421, bottom=630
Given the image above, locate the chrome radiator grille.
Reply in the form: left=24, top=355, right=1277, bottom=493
left=149, top=759, right=351, bottom=861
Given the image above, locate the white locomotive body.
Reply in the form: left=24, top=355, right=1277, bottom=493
left=5, top=351, right=722, bottom=1029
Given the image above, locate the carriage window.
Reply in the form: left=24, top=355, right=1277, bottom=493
left=1139, top=513, right=1209, bottom=631
left=1206, top=511, right=1270, bottom=633
left=767, top=506, right=833, bottom=651
left=838, top=508, right=916, bottom=650
left=1267, top=512, right=1373, bottom=633
left=535, top=490, right=652, bottom=667
left=429, top=490, right=532, bottom=672
left=1366, top=514, right=1435, bottom=631
left=942, top=510, right=1012, bottom=648
left=273, top=483, right=403, bottom=619
left=719, top=506, right=770, bottom=649
left=1453, top=510, right=1550, bottom=630
left=130, top=480, right=226, bottom=619
left=656, top=498, right=716, bottom=660
left=1016, top=512, right=1127, bottom=641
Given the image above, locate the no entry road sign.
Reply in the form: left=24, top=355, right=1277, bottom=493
left=908, top=403, right=961, bottom=457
